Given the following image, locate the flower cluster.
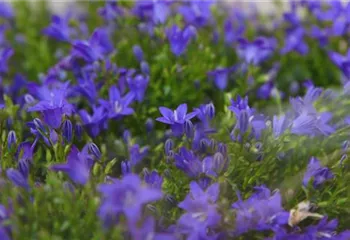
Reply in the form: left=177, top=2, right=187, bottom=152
left=0, top=0, right=349, bottom=239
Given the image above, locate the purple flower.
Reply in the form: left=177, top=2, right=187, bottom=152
left=207, top=67, right=231, bottom=90
left=132, top=45, right=144, bottom=62
left=177, top=181, right=221, bottom=239
left=303, top=157, right=334, bottom=187
left=98, top=1, right=123, bottom=21
left=79, top=106, right=107, bottom=138
left=50, top=145, right=93, bottom=185
left=132, top=0, right=171, bottom=24
left=76, top=69, right=98, bottom=104
left=166, top=25, right=197, bottom=57
left=0, top=2, right=14, bottom=19
left=143, top=170, right=163, bottom=189
left=61, top=119, right=73, bottom=143
left=129, top=217, right=176, bottom=240
left=229, top=95, right=254, bottom=117
left=27, top=84, right=74, bottom=129
left=329, top=49, right=350, bottom=79
left=127, top=74, right=149, bottom=102
left=224, top=19, right=245, bottom=45
left=42, top=15, right=73, bottom=42
left=174, top=147, right=217, bottom=178
left=0, top=47, right=13, bottom=73
left=6, top=168, right=30, bottom=190
left=236, top=37, right=276, bottom=65
left=272, top=115, right=289, bottom=138
left=99, top=85, right=134, bottom=119
left=232, top=186, right=289, bottom=235
left=129, top=144, right=149, bottom=166
left=178, top=1, right=214, bottom=28
left=281, top=28, right=308, bottom=55
left=72, top=27, right=114, bottom=63
left=309, top=25, right=330, bottom=47
left=156, top=104, right=197, bottom=137
left=98, top=174, right=162, bottom=226
left=257, top=81, right=274, bottom=100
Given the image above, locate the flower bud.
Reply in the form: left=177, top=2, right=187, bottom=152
left=238, top=110, right=249, bottom=134
left=33, top=118, right=45, bottom=132
left=7, top=130, right=16, bottom=149
left=88, top=142, right=101, bottom=160
left=75, top=123, right=83, bottom=141
left=184, top=120, right=193, bottom=138
left=24, top=94, right=35, bottom=104
left=145, top=118, right=154, bottom=133
left=206, top=102, right=215, bottom=119
left=141, top=61, right=150, bottom=75
left=164, top=139, right=174, bottom=156
left=121, top=161, right=131, bottom=175
left=133, top=45, right=144, bottom=62
left=61, top=119, right=73, bottom=143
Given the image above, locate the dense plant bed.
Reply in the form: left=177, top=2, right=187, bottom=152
left=0, top=1, right=350, bottom=239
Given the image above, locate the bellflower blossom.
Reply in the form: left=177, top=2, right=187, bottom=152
left=0, top=47, right=13, bottom=73
left=236, top=37, right=276, bottom=65
left=281, top=28, right=308, bottom=55
left=178, top=1, right=214, bottom=28
left=98, top=1, right=124, bottom=21
left=224, top=19, right=245, bottom=45
left=79, top=105, right=107, bottom=138
left=0, top=2, right=14, bottom=19
left=176, top=181, right=221, bottom=239
left=129, top=144, right=149, bottom=167
left=99, top=85, right=135, bottom=119
left=303, top=157, right=334, bottom=187
left=174, top=147, right=217, bottom=178
left=232, top=186, right=289, bottom=235
left=98, top=174, right=162, bottom=226
left=72, top=27, right=114, bottom=63
left=166, top=25, right=197, bottom=57
left=207, top=67, right=232, bottom=90
left=50, top=145, right=93, bottom=185
left=27, top=84, right=74, bottom=129
left=132, top=0, right=171, bottom=24
left=127, top=74, right=149, bottom=102
left=42, top=14, right=74, bottom=42
left=329, top=49, right=350, bottom=79
left=156, top=103, right=197, bottom=137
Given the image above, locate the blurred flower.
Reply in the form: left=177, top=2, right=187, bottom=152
left=127, top=74, right=149, bottom=102
left=0, top=47, right=13, bottom=73
left=98, top=174, right=162, bottom=226
left=72, top=27, right=114, bottom=63
left=281, top=28, right=308, bottom=55
left=207, top=67, right=231, bottom=90
left=129, top=144, right=149, bottom=166
left=0, top=2, right=14, bottom=19
left=224, top=19, right=245, bottom=45
left=178, top=1, right=214, bottom=28
left=329, top=49, right=350, bottom=79
left=236, top=37, right=276, bottom=65
left=177, top=181, right=220, bottom=239
left=42, top=15, right=73, bottom=42
left=232, top=186, right=289, bottom=235
left=143, top=169, right=163, bottom=189
left=98, top=1, right=123, bottom=21
left=303, top=157, right=334, bottom=187
left=79, top=106, right=107, bottom=138
left=166, top=25, right=196, bottom=57
left=50, top=145, right=92, bottom=185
